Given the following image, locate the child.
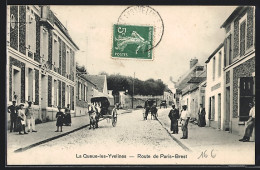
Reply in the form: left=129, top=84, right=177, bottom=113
left=55, top=107, right=64, bottom=132
left=17, top=104, right=28, bottom=135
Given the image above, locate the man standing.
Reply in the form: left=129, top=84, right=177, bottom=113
left=8, top=101, right=18, bottom=132
left=180, top=105, right=190, bottom=139
left=168, top=104, right=179, bottom=134
left=25, top=101, right=37, bottom=132
left=150, top=103, right=158, bottom=119
left=239, top=101, right=255, bottom=142
left=197, top=104, right=206, bottom=127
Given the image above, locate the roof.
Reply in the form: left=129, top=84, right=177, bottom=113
left=205, top=43, right=224, bottom=63
left=53, top=14, right=80, bottom=50
left=187, top=77, right=206, bottom=84
left=76, top=68, right=97, bottom=87
left=176, top=63, right=204, bottom=90
left=220, top=6, right=248, bottom=28
left=85, top=75, right=106, bottom=93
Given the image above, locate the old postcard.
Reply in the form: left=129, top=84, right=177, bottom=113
left=6, top=5, right=255, bottom=165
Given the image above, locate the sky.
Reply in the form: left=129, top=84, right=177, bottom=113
left=50, top=5, right=237, bottom=85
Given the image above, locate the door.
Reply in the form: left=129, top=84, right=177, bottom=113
left=239, top=77, right=254, bottom=121
left=225, top=87, right=230, bottom=131
left=218, top=93, right=221, bottom=129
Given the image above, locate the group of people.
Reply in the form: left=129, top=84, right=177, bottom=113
left=168, top=104, right=206, bottom=139
left=8, top=100, right=72, bottom=134
left=55, top=104, right=72, bottom=132
left=168, top=100, right=255, bottom=142
left=8, top=101, right=37, bottom=135
left=144, top=103, right=158, bottom=120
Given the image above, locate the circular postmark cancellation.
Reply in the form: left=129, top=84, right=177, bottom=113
left=112, top=6, right=164, bottom=60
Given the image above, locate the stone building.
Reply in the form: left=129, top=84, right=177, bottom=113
left=220, top=6, right=255, bottom=136
left=7, top=5, right=79, bottom=124
left=205, top=43, right=225, bottom=130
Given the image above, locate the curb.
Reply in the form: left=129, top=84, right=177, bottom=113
left=14, top=117, right=107, bottom=153
left=156, top=117, right=192, bottom=152
left=13, top=110, right=132, bottom=153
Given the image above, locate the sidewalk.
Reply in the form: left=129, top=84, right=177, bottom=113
left=7, top=109, right=131, bottom=153
left=157, top=108, right=255, bottom=153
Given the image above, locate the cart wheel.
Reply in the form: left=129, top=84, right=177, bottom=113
left=112, top=117, right=117, bottom=127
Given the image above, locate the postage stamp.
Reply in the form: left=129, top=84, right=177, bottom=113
left=112, top=24, right=153, bottom=60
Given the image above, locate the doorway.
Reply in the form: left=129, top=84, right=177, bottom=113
left=13, top=68, right=21, bottom=102
left=218, top=93, right=221, bottom=129
left=225, top=87, right=230, bottom=131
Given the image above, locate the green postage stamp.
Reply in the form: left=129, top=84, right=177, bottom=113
left=112, top=24, right=153, bottom=60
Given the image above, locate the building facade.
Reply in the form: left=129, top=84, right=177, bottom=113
left=221, top=6, right=255, bottom=136
left=7, top=5, right=79, bottom=124
left=205, top=44, right=225, bottom=130
left=75, top=69, right=98, bottom=117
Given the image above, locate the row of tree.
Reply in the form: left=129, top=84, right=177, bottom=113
left=100, top=72, right=166, bottom=96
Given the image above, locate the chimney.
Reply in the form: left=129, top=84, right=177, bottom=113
left=190, top=58, right=198, bottom=69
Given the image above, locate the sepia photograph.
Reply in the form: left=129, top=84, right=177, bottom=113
left=5, top=4, right=256, bottom=165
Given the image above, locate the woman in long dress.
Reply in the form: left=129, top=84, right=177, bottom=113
left=17, top=104, right=28, bottom=135
left=55, top=107, right=64, bottom=132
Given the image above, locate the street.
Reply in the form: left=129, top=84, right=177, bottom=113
left=7, top=109, right=254, bottom=165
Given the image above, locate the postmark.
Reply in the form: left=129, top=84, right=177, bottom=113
left=112, top=6, right=164, bottom=60
left=112, top=24, right=153, bottom=59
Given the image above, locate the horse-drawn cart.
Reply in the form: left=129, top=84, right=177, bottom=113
left=90, top=96, right=117, bottom=127
left=143, top=99, right=158, bottom=120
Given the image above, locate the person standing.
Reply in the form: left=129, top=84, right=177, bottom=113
left=239, top=101, right=255, bottom=142
left=180, top=105, right=190, bottom=139
left=64, top=104, right=71, bottom=126
left=25, top=101, right=37, bottom=132
left=17, top=104, right=28, bottom=135
left=55, top=107, right=64, bottom=132
left=168, top=104, right=179, bottom=134
left=197, top=104, right=206, bottom=127
left=151, top=103, right=158, bottom=119
left=8, top=101, right=18, bottom=132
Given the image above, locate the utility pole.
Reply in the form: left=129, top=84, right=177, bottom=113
left=132, top=72, right=135, bottom=109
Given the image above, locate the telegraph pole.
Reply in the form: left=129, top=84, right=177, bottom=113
left=132, top=72, right=135, bottom=109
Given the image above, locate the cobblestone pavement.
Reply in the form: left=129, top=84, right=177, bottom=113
left=7, top=109, right=255, bottom=165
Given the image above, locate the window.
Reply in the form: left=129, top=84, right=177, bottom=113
left=240, top=21, right=246, bottom=56
left=66, top=48, right=70, bottom=75
left=211, top=96, right=215, bottom=120
left=28, top=68, right=34, bottom=102
left=52, top=35, right=59, bottom=68
left=79, top=82, right=82, bottom=100
left=218, top=51, right=222, bottom=77
left=239, top=14, right=247, bottom=57
left=41, top=27, right=48, bottom=62
left=84, top=85, right=87, bottom=101
left=224, top=34, right=232, bottom=66
left=213, top=57, right=216, bottom=81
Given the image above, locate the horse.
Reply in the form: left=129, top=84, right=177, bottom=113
left=88, top=104, right=97, bottom=130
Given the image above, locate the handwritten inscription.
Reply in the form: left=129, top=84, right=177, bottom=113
left=197, top=149, right=216, bottom=159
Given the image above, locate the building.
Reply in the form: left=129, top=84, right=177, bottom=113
left=7, top=5, right=79, bottom=124
left=220, top=6, right=255, bottom=136
left=181, top=69, right=206, bottom=120
left=85, top=74, right=114, bottom=104
left=75, top=68, right=98, bottom=117
left=175, top=58, right=205, bottom=118
left=205, top=43, right=225, bottom=130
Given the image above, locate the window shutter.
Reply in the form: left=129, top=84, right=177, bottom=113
left=224, top=38, right=227, bottom=67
